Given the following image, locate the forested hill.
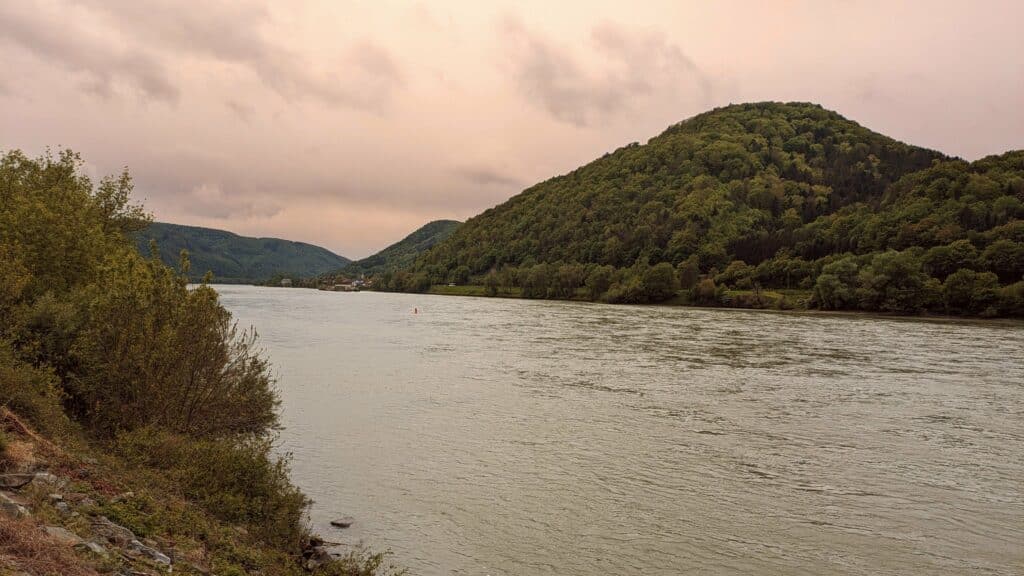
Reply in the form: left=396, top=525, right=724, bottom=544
left=135, top=222, right=350, bottom=283
left=343, top=219, right=460, bottom=275
left=393, top=102, right=1024, bottom=316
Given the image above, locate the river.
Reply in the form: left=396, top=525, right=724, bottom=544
left=215, top=284, right=1024, bottom=575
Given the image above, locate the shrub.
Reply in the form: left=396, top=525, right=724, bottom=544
left=692, top=278, right=724, bottom=306
left=69, top=252, right=279, bottom=438
left=113, top=427, right=309, bottom=551
left=0, top=342, right=70, bottom=437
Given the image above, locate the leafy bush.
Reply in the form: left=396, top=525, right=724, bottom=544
left=113, top=427, right=309, bottom=551
left=0, top=342, right=70, bottom=437
left=69, top=251, right=278, bottom=438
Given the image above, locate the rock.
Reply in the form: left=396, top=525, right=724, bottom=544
left=304, top=545, right=334, bottom=570
left=0, top=474, right=35, bottom=489
left=75, top=541, right=109, bottom=558
left=55, top=501, right=71, bottom=514
left=48, top=493, right=63, bottom=502
left=128, top=539, right=172, bottom=566
left=110, top=491, right=135, bottom=503
left=31, top=472, right=63, bottom=488
left=0, top=493, right=30, bottom=519
left=91, top=516, right=136, bottom=546
left=330, top=516, right=355, bottom=528
left=43, top=526, right=83, bottom=546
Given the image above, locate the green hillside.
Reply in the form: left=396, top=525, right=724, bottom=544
left=390, top=102, right=1023, bottom=316
left=344, top=219, right=460, bottom=275
left=135, top=222, right=350, bottom=283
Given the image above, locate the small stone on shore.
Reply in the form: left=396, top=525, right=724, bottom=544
left=330, top=516, right=355, bottom=528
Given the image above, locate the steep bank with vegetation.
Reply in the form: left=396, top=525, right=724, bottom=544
left=135, top=222, right=350, bottom=284
left=387, top=102, right=1023, bottom=317
left=0, top=150, right=399, bottom=575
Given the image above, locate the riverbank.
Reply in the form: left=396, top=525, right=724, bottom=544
left=0, top=408, right=400, bottom=575
left=414, top=284, right=1023, bottom=324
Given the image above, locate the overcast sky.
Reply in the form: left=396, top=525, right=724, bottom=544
left=2, top=1, right=1022, bottom=257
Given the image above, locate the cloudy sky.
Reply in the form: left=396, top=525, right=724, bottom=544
left=2, top=1, right=1022, bottom=257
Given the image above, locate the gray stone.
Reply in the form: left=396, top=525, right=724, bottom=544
left=0, top=474, right=35, bottom=489
left=48, top=493, right=63, bottom=502
left=75, top=541, right=109, bottom=558
left=128, top=539, right=172, bottom=566
left=42, top=525, right=83, bottom=546
left=55, top=501, right=71, bottom=514
left=330, top=516, right=355, bottom=528
left=31, top=472, right=63, bottom=488
left=305, top=545, right=334, bottom=570
left=0, top=492, right=30, bottom=519
left=91, top=515, right=136, bottom=546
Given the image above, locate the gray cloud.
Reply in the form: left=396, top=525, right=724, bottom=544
left=183, top=183, right=282, bottom=220
left=2, top=1, right=1021, bottom=258
left=499, top=18, right=711, bottom=127
left=0, top=3, right=179, bottom=102
left=453, top=165, right=526, bottom=189
left=76, top=0, right=405, bottom=112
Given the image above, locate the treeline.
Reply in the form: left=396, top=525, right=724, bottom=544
left=398, top=103, right=1024, bottom=317
left=0, top=150, right=393, bottom=574
left=379, top=249, right=1024, bottom=316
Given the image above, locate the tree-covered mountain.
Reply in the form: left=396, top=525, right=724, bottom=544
left=385, top=102, right=1023, bottom=316
left=135, top=222, right=350, bottom=283
left=343, top=219, right=460, bottom=276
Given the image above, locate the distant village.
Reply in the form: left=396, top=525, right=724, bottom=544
left=275, top=275, right=373, bottom=291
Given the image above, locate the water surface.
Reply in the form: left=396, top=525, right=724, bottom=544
left=217, top=285, right=1024, bottom=575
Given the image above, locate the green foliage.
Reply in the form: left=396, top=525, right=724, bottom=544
left=113, top=427, right=308, bottom=551
left=70, top=252, right=279, bottom=437
left=135, top=222, right=350, bottom=283
left=343, top=220, right=459, bottom=277
left=692, top=278, right=725, bottom=306
left=0, top=149, right=382, bottom=572
left=0, top=343, right=70, bottom=437
left=585, top=265, right=615, bottom=300
left=942, top=269, right=1001, bottom=315
left=397, top=102, right=1023, bottom=316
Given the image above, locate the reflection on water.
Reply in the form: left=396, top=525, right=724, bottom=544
left=217, top=285, right=1024, bottom=576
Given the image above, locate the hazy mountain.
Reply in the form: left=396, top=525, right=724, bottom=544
left=135, top=222, right=350, bottom=283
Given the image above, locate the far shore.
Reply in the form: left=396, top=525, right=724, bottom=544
left=233, top=282, right=1024, bottom=326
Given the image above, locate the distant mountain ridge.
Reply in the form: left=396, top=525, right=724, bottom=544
left=135, top=222, right=350, bottom=283
left=343, top=219, right=460, bottom=276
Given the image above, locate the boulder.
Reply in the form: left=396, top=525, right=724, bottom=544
left=42, top=526, right=83, bottom=546
left=91, top=516, right=137, bottom=546
left=304, top=545, right=334, bottom=570
left=75, top=541, right=109, bottom=558
left=0, top=493, right=30, bottom=519
left=31, top=472, right=63, bottom=487
left=128, top=539, right=172, bottom=566
left=330, top=516, right=355, bottom=528
left=0, top=474, right=35, bottom=489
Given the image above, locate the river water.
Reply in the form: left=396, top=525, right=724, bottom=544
left=215, top=285, right=1024, bottom=575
